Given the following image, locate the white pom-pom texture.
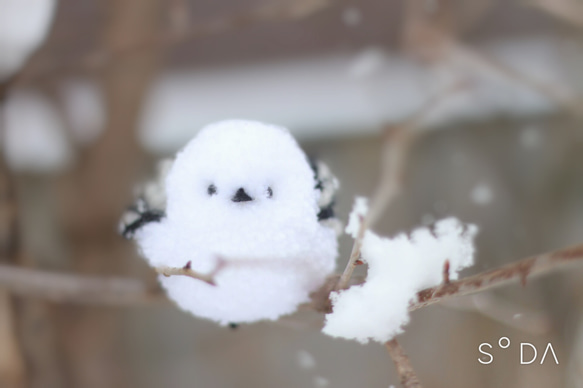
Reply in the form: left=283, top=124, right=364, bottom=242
left=136, top=120, right=338, bottom=324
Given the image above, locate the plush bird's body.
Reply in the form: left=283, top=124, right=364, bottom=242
left=123, top=120, right=338, bottom=324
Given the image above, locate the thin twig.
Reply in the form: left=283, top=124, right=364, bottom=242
left=442, top=260, right=450, bottom=285
left=155, top=258, right=226, bottom=286
left=14, top=0, right=333, bottom=87
left=369, top=82, right=467, bottom=225
left=385, top=339, right=423, bottom=388
left=334, top=215, right=367, bottom=291
left=155, top=256, right=320, bottom=287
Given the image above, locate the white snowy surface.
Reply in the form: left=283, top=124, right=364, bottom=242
left=323, top=215, right=477, bottom=343
left=345, top=197, right=368, bottom=238
left=2, top=89, right=72, bottom=172
left=136, top=120, right=338, bottom=324
left=139, top=35, right=573, bottom=154
left=58, top=79, right=106, bottom=146
left=0, top=0, right=57, bottom=80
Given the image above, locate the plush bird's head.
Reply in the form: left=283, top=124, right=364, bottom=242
left=165, top=120, right=320, bottom=236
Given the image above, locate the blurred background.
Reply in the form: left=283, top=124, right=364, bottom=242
left=1, top=0, right=583, bottom=387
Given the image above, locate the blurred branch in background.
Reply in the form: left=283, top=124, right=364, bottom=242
left=527, top=0, right=583, bottom=28
left=49, top=0, right=163, bottom=387
left=444, top=41, right=583, bottom=117
left=402, top=0, right=454, bottom=61
left=0, top=92, right=42, bottom=387
left=14, top=0, right=333, bottom=88
left=441, top=293, right=552, bottom=336
left=0, top=164, right=64, bottom=388
left=0, top=159, right=25, bottom=387
left=0, top=292, right=26, bottom=388
left=0, top=263, right=162, bottom=306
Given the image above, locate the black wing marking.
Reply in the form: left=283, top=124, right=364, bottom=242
left=317, top=202, right=335, bottom=221
left=119, top=159, right=172, bottom=239
left=308, top=157, right=339, bottom=221
left=120, top=202, right=165, bottom=239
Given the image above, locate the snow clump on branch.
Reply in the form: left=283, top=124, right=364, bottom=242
left=323, top=197, right=477, bottom=343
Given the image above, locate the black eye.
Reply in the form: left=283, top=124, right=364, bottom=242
left=207, top=184, right=217, bottom=196
left=266, top=187, right=273, bottom=198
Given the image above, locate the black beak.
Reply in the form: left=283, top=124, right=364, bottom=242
left=232, top=188, right=253, bottom=203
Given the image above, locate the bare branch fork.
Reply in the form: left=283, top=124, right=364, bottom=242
left=326, top=72, right=566, bottom=386
left=331, top=81, right=469, bottom=387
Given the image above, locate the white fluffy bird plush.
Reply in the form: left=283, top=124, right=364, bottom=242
left=121, top=120, right=339, bottom=325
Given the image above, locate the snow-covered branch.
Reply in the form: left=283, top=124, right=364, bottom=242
left=334, top=83, right=466, bottom=292
left=409, top=243, right=583, bottom=311
left=0, top=243, right=581, bottom=310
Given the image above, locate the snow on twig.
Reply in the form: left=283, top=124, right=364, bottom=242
left=333, top=83, right=467, bottom=293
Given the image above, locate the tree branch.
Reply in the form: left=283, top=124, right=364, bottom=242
left=0, top=243, right=581, bottom=312
left=410, top=243, right=583, bottom=311
left=445, top=41, right=583, bottom=117
left=0, top=263, right=163, bottom=305
left=385, top=339, right=423, bottom=388
left=334, top=215, right=367, bottom=291
left=440, top=293, right=551, bottom=335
